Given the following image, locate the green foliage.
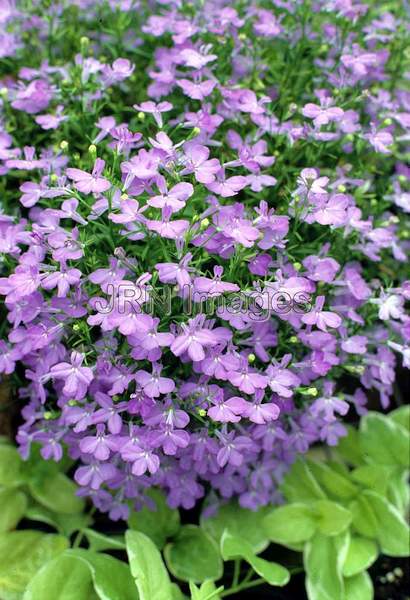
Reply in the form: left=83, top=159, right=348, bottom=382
left=127, top=487, right=180, bottom=548
left=125, top=530, right=172, bottom=600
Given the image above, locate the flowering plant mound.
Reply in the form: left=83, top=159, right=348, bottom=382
left=0, top=0, right=409, bottom=519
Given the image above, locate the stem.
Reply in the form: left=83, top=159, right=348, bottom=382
left=221, top=578, right=265, bottom=598
left=232, top=559, right=241, bottom=588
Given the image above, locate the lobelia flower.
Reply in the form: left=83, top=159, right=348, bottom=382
left=170, top=314, right=223, bottom=361
left=301, top=295, right=342, bottom=331
left=135, top=363, right=175, bottom=398
left=147, top=177, right=194, bottom=213
left=180, top=143, right=221, bottom=183
left=302, top=98, right=344, bottom=128
left=46, top=351, right=94, bottom=399
left=177, top=79, right=216, bottom=100
left=265, top=354, right=300, bottom=397
left=66, top=158, right=111, bottom=194
left=207, top=392, right=248, bottom=423
left=133, top=101, right=172, bottom=127
left=79, top=424, right=119, bottom=461
left=310, top=381, right=349, bottom=422
left=193, top=266, right=239, bottom=297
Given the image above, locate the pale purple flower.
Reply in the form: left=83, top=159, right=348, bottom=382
left=47, top=351, right=94, bottom=399
left=66, top=158, right=111, bottom=194
left=133, top=101, right=172, bottom=127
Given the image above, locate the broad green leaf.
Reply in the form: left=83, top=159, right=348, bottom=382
left=164, top=525, right=222, bottom=583
left=0, top=446, right=24, bottom=487
left=389, top=405, right=409, bottom=431
left=314, top=500, right=352, bottom=536
left=66, top=549, right=137, bottom=600
left=342, top=536, right=378, bottom=577
left=171, top=583, right=187, bottom=600
left=23, top=554, right=94, bottom=600
left=362, top=490, right=410, bottom=556
left=263, top=503, right=317, bottom=545
left=350, top=495, right=379, bottom=539
left=351, top=465, right=391, bottom=495
left=336, top=425, right=363, bottom=466
left=281, top=459, right=326, bottom=503
left=24, top=503, right=92, bottom=536
left=0, top=489, right=27, bottom=532
left=344, top=571, right=373, bottom=600
left=128, top=488, right=180, bottom=548
left=221, top=531, right=289, bottom=587
left=387, top=469, right=410, bottom=514
left=126, top=530, right=172, bottom=600
left=200, top=501, right=268, bottom=554
left=0, top=531, right=68, bottom=600
left=189, top=581, right=223, bottom=600
left=304, top=532, right=349, bottom=600
left=360, top=412, right=410, bottom=468
left=307, top=460, right=358, bottom=500
left=84, top=528, right=126, bottom=551
left=29, top=472, right=84, bottom=514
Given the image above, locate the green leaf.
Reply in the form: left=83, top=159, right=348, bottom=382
left=164, top=525, right=223, bottom=583
left=387, top=469, right=410, bottom=514
left=0, top=489, right=27, bottom=532
left=263, top=503, right=317, bottom=545
left=350, top=495, right=379, bottom=539
left=304, top=532, right=349, bottom=600
left=335, top=425, right=363, bottom=466
left=362, top=490, right=410, bottom=557
left=128, top=488, right=180, bottom=548
left=360, top=412, right=410, bottom=468
left=221, top=531, right=289, bottom=587
left=66, top=549, right=137, bottom=600
left=342, top=536, right=378, bottom=577
left=24, top=503, right=92, bottom=536
left=389, top=405, right=409, bottom=431
left=29, top=472, right=84, bottom=514
left=200, top=501, right=269, bottom=554
left=281, top=459, right=326, bottom=503
left=307, top=460, right=358, bottom=500
left=0, top=531, right=68, bottom=600
left=313, top=500, right=352, bottom=536
left=344, top=571, right=373, bottom=600
left=126, top=530, right=172, bottom=600
left=23, top=554, right=94, bottom=600
left=84, top=528, right=126, bottom=551
left=189, top=581, right=223, bottom=600
left=351, top=465, right=391, bottom=495
left=0, top=446, right=24, bottom=487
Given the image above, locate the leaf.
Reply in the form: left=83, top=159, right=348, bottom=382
left=200, top=501, right=269, bottom=554
left=0, top=445, right=24, bottom=487
left=307, top=460, right=358, bottom=500
left=23, top=554, right=94, bottom=600
left=164, top=525, right=223, bottom=583
left=362, top=490, right=410, bottom=557
left=344, top=572, right=373, bottom=600
left=84, top=528, right=126, bottom=551
left=342, top=536, right=378, bottom=577
left=189, top=581, right=223, bottom=600
left=24, top=503, right=92, bottom=536
left=126, top=530, right=172, bottom=600
left=313, top=500, right=352, bottom=536
left=389, top=405, right=409, bottom=431
left=263, top=503, right=317, bottom=545
left=350, top=495, right=379, bottom=539
left=0, top=531, right=68, bottom=600
left=0, top=489, right=27, bottom=532
left=66, top=549, right=137, bottom=600
left=360, top=412, right=410, bottom=468
left=128, top=488, right=180, bottom=548
left=335, top=425, right=363, bottom=466
left=351, top=465, right=391, bottom=495
left=304, top=532, right=349, bottom=600
left=387, top=469, right=410, bottom=514
left=29, top=472, right=84, bottom=514
left=281, top=459, right=326, bottom=503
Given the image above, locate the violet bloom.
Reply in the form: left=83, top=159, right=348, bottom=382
left=228, top=357, right=268, bottom=394
left=243, top=390, right=280, bottom=424
left=310, top=382, right=349, bottom=422
left=193, top=266, right=239, bottom=297
left=302, top=296, right=342, bottom=331
left=47, top=351, right=94, bottom=399
left=41, top=265, right=82, bottom=297
left=156, top=252, right=194, bottom=287
left=302, top=99, right=344, bottom=128
left=146, top=206, right=189, bottom=240
left=79, top=424, right=118, bottom=461
left=92, top=392, right=128, bottom=434
left=121, top=441, right=160, bottom=476
left=148, top=178, right=193, bottom=213
left=177, top=78, right=216, bottom=100
left=170, top=314, right=221, bottom=361
left=265, top=354, right=300, bottom=397
left=180, top=143, right=221, bottom=184
left=206, top=170, right=248, bottom=198
left=135, top=363, right=175, bottom=398
left=133, top=101, right=172, bottom=127
left=207, top=393, right=248, bottom=423
left=66, top=158, right=111, bottom=194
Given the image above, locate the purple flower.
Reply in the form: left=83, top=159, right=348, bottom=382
left=135, top=363, right=175, bottom=398
left=302, top=296, right=342, bottom=331
left=171, top=315, right=221, bottom=361
left=67, top=158, right=111, bottom=194
left=133, top=101, right=172, bottom=127
left=47, top=351, right=94, bottom=399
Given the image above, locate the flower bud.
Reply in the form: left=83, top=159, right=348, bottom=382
left=80, top=36, right=90, bottom=49
left=72, top=323, right=80, bottom=332
left=293, top=262, right=302, bottom=272
left=0, top=87, right=8, bottom=98
left=60, top=140, right=69, bottom=150
left=192, top=127, right=201, bottom=136
left=398, top=175, right=407, bottom=183
left=137, top=112, right=145, bottom=120
left=198, top=408, right=206, bottom=417
left=289, top=336, right=298, bottom=343
left=200, top=218, right=210, bottom=229
left=88, top=144, right=97, bottom=154
left=121, top=193, right=129, bottom=201
left=248, top=353, right=256, bottom=364
left=50, top=173, right=58, bottom=183
left=337, top=184, right=346, bottom=193
left=382, top=118, right=392, bottom=126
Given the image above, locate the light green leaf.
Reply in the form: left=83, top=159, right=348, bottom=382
left=24, top=503, right=92, bottom=536
left=344, top=571, right=373, bottom=600
left=351, top=465, right=391, bottom=495
left=362, top=490, right=410, bottom=557
left=350, top=495, right=379, bottom=539
left=164, top=525, right=222, bottom=583
left=23, top=554, right=94, bottom=600
left=307, top=460, right=358, bottom=500
left=66, top=549, right=137, bottom=600
left=171, top=583, right=187, bottom=600
left=389, top=405, right=409, bottom=431
left=0, top=489, right=27, bottom=532
left=387, top=469, right=410, bottom=514
left=0, top=531, right=68, bottom=600
left=200, top=501, right=269, bottom=554
left=126, top=530, right=172, bottom=600
left=336, top=425, right=363, bottom=467
left=189, top=581, right=223, bottom=600
left=84, top=528, right=126, bottom=551
left=304, top=532, right=349, bottom=600
left=360, top=412, right=410, bottom=468
left=128, top=488, right=180, bottom=548
left=29, top=472, right=84, bottom=514
left=281, top=459, right=326, bottom=503
left=263, top=503, right=317, bottom=545
left=220, top=531, right=289, bottom=587
left=0, top=446, right=24, bottom=487
left=342, top=536, right=378, bottom=577
left=314, top=500, right=352, bottom=536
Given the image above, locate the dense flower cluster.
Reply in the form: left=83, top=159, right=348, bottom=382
left=0, top=0, right=408, bottom=518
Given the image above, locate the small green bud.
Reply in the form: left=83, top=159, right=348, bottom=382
left=198, top=408, right=207, bottom=417
left=200, top=218, right=210, bottom=229
left=293, top=262, right=302, bottom=272
left=44, top=411, right=53, bottom=420
left=382, top=117, right=392, bottom=126
left=80, top=36, right=90, bottom=49
left=238, top=33, right=247, bottom=41
left=192, top=126, right=201, bottom=136
left=307, top=387, right=318, bottom=397
left=73, top=152, right=81, bottom=161
left=0, top=87, right=8, bottom=98
left=50, top=173, right=58, bottom=183
left=120, top=193, right=129, bottom=201
left=337, top=184, right=346, bottom=193
left=60, top=140, right=69, bottom=150
left=137, top=111, right=145, bottom=120
left=345, top=134, right=354, bottom=142
left=72, top=323, right=80, bottom=332
left=68, top=400, right=77, bottom=406
left=248, top=353, right=256, bottom=364
left=88, top=144, right=97, bottom=154
left=289, top=336, right=298, bottom=343
left=398, top=175, right=406, bottom=184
